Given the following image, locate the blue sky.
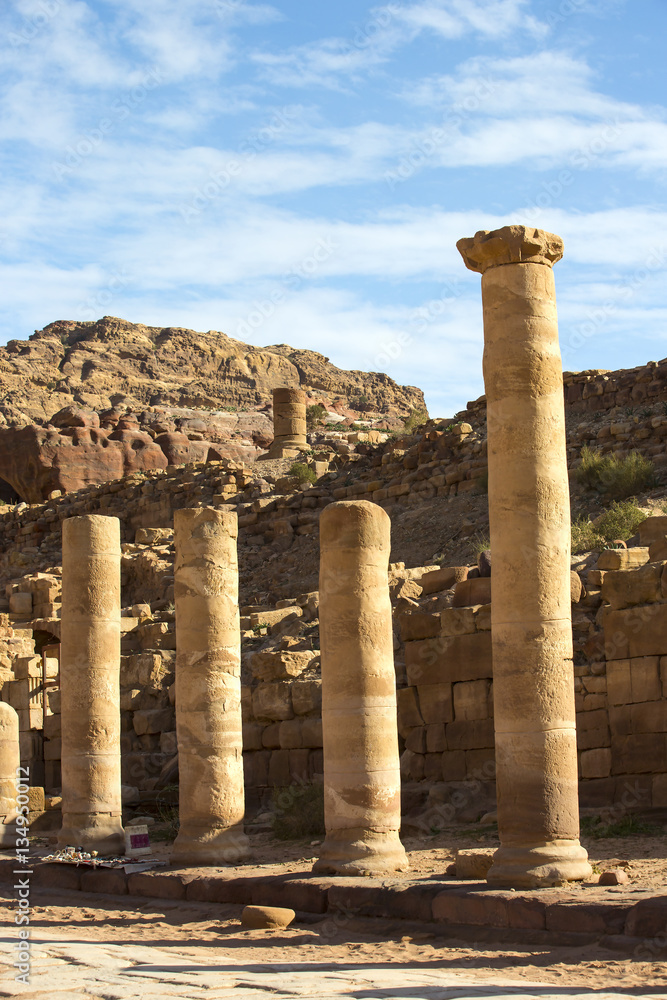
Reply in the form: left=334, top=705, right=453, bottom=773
left=1, top=0, right=666, bottom=417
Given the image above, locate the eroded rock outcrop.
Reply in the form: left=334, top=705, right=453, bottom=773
left=0, top=316, right=425, bottom=424
left=0, top=316, right=426, bottom=500
left=0, top=409, right=168, bottom=503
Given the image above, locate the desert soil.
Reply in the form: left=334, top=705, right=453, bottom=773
left=1, top=829, right=665, bottom=998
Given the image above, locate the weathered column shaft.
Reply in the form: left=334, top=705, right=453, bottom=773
left=171, top=507, right=249, bottom=866
left=58, top=515, right=124, bottom=855
left=457, top=225, right=590, bottom=887
left=0, top=703, right=20, bottom=847
left=269, top=387, right=307, bottom=456
left=314, top=500, right=408, bottom=875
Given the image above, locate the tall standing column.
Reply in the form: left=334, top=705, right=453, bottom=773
left=268, top=387, right=307, bottom=457
left=171, top=507, right=250, bottom=866
left=457, top=225, right=591, bottom=887
left=314, top=500, right=408, bottom=875
left=0, top=703, right=20, bottom=847
left=58, top=515, right=124, bottom=855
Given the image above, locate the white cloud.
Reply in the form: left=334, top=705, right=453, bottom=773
left=250, top=1, right=547, bottom=90
left=402, top=52, right=640, bottom=119
left=390, top=0, right=547, bottom=41
left=250, top=23, right=401, bottom=91
left=388, top=51, right=667, bottom=178
left=1, top=203, right=666, bottom=417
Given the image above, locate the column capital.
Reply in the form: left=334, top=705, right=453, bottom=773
left=457, top=225, right=563, bottom=274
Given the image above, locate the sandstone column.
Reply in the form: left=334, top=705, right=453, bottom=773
left=0, top=703, right=20, bottom=847
left=58, top=516, right=124, bottom=855
left=171, top=507, right=249, bottom=866
left=314, top=500, right=408, bottom=875
left=457, top=225, right=591, bottom=887
left=268, top=387, right=307, bottom=457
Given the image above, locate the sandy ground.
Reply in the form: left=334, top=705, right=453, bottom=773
left=1, top=829, right=665, bottom=997
left=0, top=885, right=666, bottom=997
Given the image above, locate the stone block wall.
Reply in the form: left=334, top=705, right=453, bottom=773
left=392, top=521, right=667, bottom=820
left=398, top=604, right=494, bottom=787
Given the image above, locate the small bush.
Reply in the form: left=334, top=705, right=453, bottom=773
left=306, top=404, right=327, bottom=429
left=289, top=462, right=316, bottom=484
left=599, top=451, right=656, bottom=499
left=595, top=499, right=646, bottom=541
left=153, top=784, right=179, bottom=842
left=272, top=781, right=325, bottom=840
left=571, top=517, right=605, bottom=554
left=571, top=500, right=646, bottom=554
left=575, top=445, right=607, bottom=490
left=575, top=447, right=656, bottom=499
left=471, top=533, right=491, bottom=558
left=403, top=408, right=428, bottom=433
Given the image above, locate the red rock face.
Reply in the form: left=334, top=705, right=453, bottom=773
left=0, top=421, right=169, bottom=502
left=0, top=404, right=274, bottom=501
left=153, top=432, right=194, bottom=466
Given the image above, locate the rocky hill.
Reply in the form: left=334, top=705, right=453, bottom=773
left=0, top=316, right=425, bottom=426
left=0, top=316, right=426, bottom=501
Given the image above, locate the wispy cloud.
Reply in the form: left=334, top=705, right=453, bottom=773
left=390, top=0, right=548, bottom=41
left=250, top=0, right=547, bottom=91
left=0, top=0, right=664, bottom=417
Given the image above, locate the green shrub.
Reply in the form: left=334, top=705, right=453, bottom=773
left=403, top=408, right=428, bottom=433
left=575, top=447, right=656, bottom=499
left=289, top=462, right=316, bottom=484
left=272, top=781, right=325, bottom=840
left=571, top=500, right=646, bottom=554
left=595, top=499, right=646, bottom=541
left=152, top=784, right=179, bottom=842
left=571, top=517, right=605, bottom=554
left=575, top=445, right=607, bottom=489
left=471, top=533, right=491, bottom=558
left=306, top=404, right=327, bottom=429
left=599, top=451, right=656, bottom=499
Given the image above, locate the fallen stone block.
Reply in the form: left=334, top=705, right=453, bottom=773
left=455, top=847, right=496, bottom=880
left=241, top=904, right=295, bottom=929
left=420, top=566, right=468, bottom=596
left=251, top=649, right=318, bottom=682
left=597, top=547, right=650, bottom=571
left=452, top=577, right=491, bottom=608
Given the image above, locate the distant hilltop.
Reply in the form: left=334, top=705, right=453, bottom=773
left=0, top=315, right=426, bottom=428
left=0, top=316, right=427, bottom=501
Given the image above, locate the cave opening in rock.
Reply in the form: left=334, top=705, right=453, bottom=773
left=0, top=477, right=21, bottom=504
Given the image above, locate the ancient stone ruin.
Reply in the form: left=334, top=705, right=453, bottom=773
left=1, top=227, right=667, bottom=952
left=58, top=515, right=124, bottom=855
left=315, top=500, right=407, bottom=875
left=266, top=387, right=308, bottom=459
left=458, top=226, right=591, bottom=886
left=171, top=507, right=249, bottom=866
left=0, top=702, right=20, bottom=847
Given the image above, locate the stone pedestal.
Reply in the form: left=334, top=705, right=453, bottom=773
left=314, top=500, right=408, bottom=875
left=0, top=703, right=20, bottom=847
left=267, top=387, right=307, bottom=458
left=58, top=515, right=124, bottom=855
left=171, top=507, right=250, bottom=866
left=457, top=225, right=591, bottom=888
